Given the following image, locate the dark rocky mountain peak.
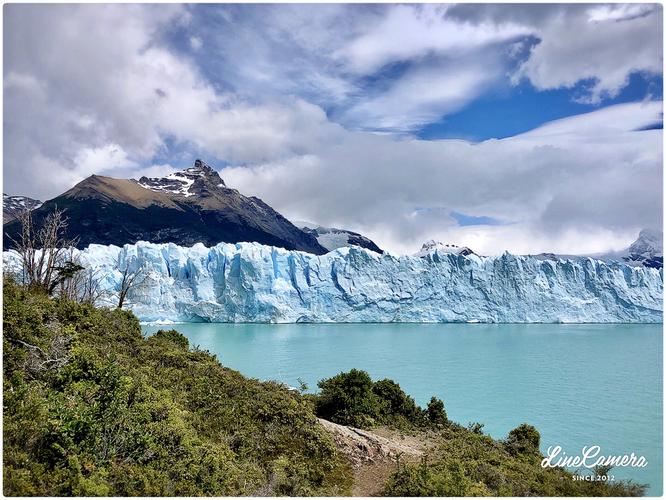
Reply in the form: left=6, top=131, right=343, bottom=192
left=4, top=160, right=327, bottom=254
left=135, top=159, right=226, bottom=198
left=294, top=220, right=383, bottom=253
left=3, top=194, right=42, bottom=223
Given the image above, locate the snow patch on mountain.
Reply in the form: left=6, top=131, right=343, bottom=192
left=294, top=221, right=383, bottom=253
left=134, top=159, right=225, bottom=198
left=5, top=241, right=661, bottom=324
left=415, top=240, right=476, bottom=258
left=3, top=194, right=42, bottom=222
left=597, top=228, right=663, bottom=268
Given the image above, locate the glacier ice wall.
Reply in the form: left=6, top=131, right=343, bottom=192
left=4, top=241, right=663, bottom=323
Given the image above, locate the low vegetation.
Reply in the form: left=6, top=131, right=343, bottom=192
left=313, top=368, right=646, bottom=496
left=3, top=278, right=647, bottom=496
left=3, top=278, right=350, bottom=496
left=383, top=421, right=646, bottom=496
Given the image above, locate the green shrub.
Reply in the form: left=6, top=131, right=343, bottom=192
left=426, top=396, right=447, bottom=425
left=315, top=370, right=450, bottom=430
left=315, top=368, right=377, bottom=427
left=385, top=458, right=471, bottom=496
left=505, top=423, right=541, bottom=456
left=148, top=329, right=189, bottom=350
left=384, top=422, right=645, bottom=496
left=373, top=378, right=421, bottom=423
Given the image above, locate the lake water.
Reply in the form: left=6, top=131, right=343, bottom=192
left=142, top=322, right=663, bottom=494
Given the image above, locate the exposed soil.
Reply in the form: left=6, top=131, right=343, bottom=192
left=318, top=418, right=435, bottom=496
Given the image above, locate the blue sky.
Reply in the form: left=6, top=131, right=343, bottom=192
left=3, top=4, right=663, bottom=254
left=419, top=73, right=663, bottom=141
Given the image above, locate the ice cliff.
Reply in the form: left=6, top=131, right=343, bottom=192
left=4, top=241, right=663, bottom=323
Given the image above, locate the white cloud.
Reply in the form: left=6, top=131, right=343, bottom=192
left=335, top=4, right=529, bottom=75
left=341, top=54, right=502, bottom=131
left=3, top=4, right=339, bottom=198
left=73, top=144, right=137, bottom=178
left=512, top=4, right=662, bottom=103
left=587, top=4, right=656, bottom=23
left=223, top=101, right=662, bottom=255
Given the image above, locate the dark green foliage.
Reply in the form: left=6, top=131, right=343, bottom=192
left=385, top=457, right=471, bottom=496
left=426, top=396, right=447, bottom=425
left=373, top=378, right=421, bottom=422
left=315, top=369, right=445, bottom=430
left=315, top=368, right=377, bottom=427
left=468, top=422, right=485, bottom=434
left=149, top=329, right=190, bottom=350
left=3, top=279, right=351, bottom=496
left=505, top=423, right=541, bottom=456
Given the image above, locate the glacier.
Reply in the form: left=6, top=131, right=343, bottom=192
left=3, top=241, right=663, bottom=323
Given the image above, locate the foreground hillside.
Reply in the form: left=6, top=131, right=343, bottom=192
left=3, top=281, right=647, bottom=496
left=3, top=279, right=350, bottom=496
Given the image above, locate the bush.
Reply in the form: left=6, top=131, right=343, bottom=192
left=149, top=329, right=189, bottom=350
left=384, top=458, right=471, bottom=496
left=505, top=423, right=541, bottom=456
left=373, top=378, right=422, bottom=423
left=315, top=369, right=377, bottom=427
left=315, top=370, right=451, bottom=430
left=426, top=396, right=447, bottom=425
left=384, top=422, right=646, bottom=497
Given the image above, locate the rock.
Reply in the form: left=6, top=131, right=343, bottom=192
left=317, top=418, right=423, bottom=469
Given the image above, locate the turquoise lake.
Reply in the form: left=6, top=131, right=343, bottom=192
left=142, top=322, right=663, bottom=494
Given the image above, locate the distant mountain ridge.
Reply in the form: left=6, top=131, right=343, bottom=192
left=414, top=240, right=476, bottom=258
left=623, top=228, right=663, bottom=268
left=293, top=221, right=383, bottom=253
left=3, top=160, right=327, bottom=254
left=595, top=228, right=663, bottom=269
left=3, top=164, right=661, bottom=267
left=3, top=194, right=42, bottom=223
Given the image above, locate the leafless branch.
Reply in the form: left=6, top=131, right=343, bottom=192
left=117, top=263, right=148, bottom=309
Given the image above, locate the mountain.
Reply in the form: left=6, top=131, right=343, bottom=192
left=294, top=221, right=383, bottom=253
left=3, top=194, right=42, bottom=223
left=6, top=240, right=659, bottom=323
left=597, top=228, right=663, bottom=268
left=622, top=228, right=663, bottom=267
left=414, top=240, right=476, bottom=258
left=3, top=160, right=327, bottom=254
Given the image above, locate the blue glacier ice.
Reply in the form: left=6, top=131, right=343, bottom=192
left=4, top=241, right=663, bottom=323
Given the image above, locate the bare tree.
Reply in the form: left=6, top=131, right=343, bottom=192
left=7, top=320, right=73, bottom=376
left=52, top=248, right=106, bottom=305
left=77, top=267, right=106, bottom=306
left=7, top=207, right=81, bottom=294
left=117, top=264, right=147, bottom=309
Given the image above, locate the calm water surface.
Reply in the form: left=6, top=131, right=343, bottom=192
left=142, top=323, right=662, bottom=494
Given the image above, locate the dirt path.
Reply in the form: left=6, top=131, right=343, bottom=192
left=317, top=418, right=430, bottom=496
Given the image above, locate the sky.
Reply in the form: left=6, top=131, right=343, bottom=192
left=3, top=3, right=663, bottom=255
